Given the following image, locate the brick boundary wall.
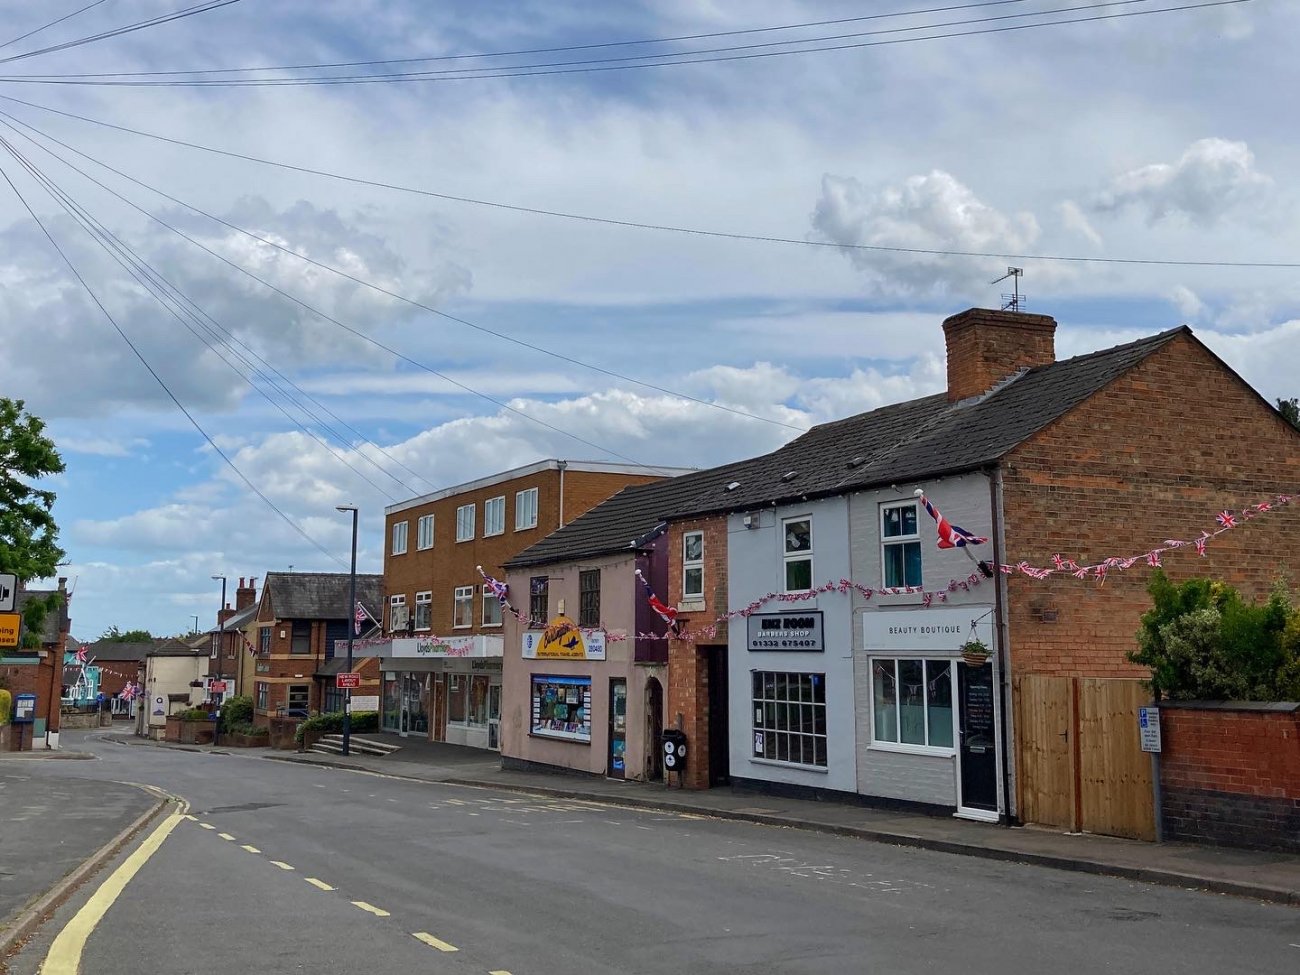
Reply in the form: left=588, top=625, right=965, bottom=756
left=1158, top=702, right=1300, bottom=853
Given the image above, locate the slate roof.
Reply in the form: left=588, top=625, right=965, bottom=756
left=82, top=640, right=156, bottom=662
left=261, top=572, right=384, bottom=620
left=673, top=327, right=1185, bottom=518
left=207, top=603, right=259, bottom=635
left=14, top=589, right=67, bottom=644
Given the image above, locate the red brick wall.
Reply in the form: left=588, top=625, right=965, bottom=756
left=1159, top=704, right=1300, bottom=851
left=1002, top=332, right=1300, bottom=678
left=944, top=308, right=1057, bottom=401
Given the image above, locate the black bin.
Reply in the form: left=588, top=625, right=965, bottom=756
left=661, top=729, right=688, bottom=773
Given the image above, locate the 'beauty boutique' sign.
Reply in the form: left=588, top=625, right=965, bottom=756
left=862, top=606, right=993, bottom=653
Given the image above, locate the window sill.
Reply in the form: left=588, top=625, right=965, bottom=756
left=455, top=537, right=475, bottom=544
left=514, top=524, right=538, bottom=533
left=480, top=623, right=503, bottom=629
left=748, top=757, right=828, bottom=773
left=391, top=551, right=407, bottom=557
left=483, top=530, right=504, bottom=538
left=451, top=625, right=473, bottom=631
left=529, top=731, right=591, bottom=745
left=677, top=598, right=705, bottom=613
left=867, top=741, right=956, bottom=759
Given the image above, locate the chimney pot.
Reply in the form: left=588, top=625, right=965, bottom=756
left=942, top=307, right=1057, bottom=402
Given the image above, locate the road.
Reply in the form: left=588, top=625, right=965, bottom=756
left=6, top=732, right=1299, bottom=975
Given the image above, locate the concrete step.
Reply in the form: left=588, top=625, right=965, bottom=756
left=309, top=741, right=344, bottom=755
left=316, top=734, right=401, bottom=757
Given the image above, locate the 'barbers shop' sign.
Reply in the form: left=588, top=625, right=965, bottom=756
left=746, top=612, right=824, bottom=652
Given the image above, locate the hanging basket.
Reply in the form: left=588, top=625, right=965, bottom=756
left=960, top=639, right=992, bottom=667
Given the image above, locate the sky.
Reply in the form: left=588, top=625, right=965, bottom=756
left=0, top=0, right=1296, bottom=640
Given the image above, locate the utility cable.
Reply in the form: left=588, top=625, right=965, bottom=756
left=0, top=135, right=346, bottom=567
left=0, top=109, right=807, bottom=433
left=0, top=0, right=114, bottom=52
left=1, top=92, right=1294, bottom=270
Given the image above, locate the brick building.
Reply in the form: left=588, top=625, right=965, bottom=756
left=375, top=459, right=688, bottom=747
left=0, top=580, right=70, bottom=750
left=205, top=577, right=257, bottom=704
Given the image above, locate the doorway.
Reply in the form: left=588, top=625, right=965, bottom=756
left=399, top=673, right=427, bottom=737
left=487, top=683, right=502, bottom=750
left=957, top=662, right=998, bottom=819
left=706, top=646, right=729, bottom=786
left=608, top=678, right=627, bottom=779
left=645, top=677, right=664, bottom=781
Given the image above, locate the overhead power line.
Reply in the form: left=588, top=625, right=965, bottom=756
left=2, top=93, right=1294, bottom=271
left=0, top=0, right=114, bottom=52
left=0, top=108, right=809, bottom=433
left=0, top=0, right=1252, bottom=85
left=0, top=135, right=346, bottom=568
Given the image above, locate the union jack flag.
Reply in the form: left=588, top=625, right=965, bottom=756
left=1147, top=551, right=1162, bottom=567
left=483, top=573, right=509, bottom=605
left=918, top=494, right=988, bottom=549
left=1216, top=510, right=1236, bottom=529
left=1195, top=535, right=1209, bottom=557
left=354, top=600, right=377, bottom=636
left=74, top=644, right=88, bottom=665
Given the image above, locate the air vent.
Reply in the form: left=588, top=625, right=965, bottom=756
left=724, top=481, right=741, bottom=492
left=780, top=470, right=799, bottom=482
left=847, top=456, right=866, bottom=468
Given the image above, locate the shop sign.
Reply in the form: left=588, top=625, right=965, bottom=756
left=388, top=635, right=502, bottom=659
left=521, top=615, right=606, bottom=661
left=746, top=612, right=824, bottom=652
left=470, top=659, right=503, bottom=671
left=863, top=606, right=993, bottom=653
left=351, top=694, right=380, bottom=711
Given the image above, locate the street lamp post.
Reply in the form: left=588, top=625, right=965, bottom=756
left=336, top=505, right=358, bottom=757
left=211, top=574, right=226, bottom=747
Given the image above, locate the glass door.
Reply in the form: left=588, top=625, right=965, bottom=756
left=487, top=683, right=502, bottom=750
left=400, top=674, right=426, bottom=736
left=608, top=678, right=627, bottom=779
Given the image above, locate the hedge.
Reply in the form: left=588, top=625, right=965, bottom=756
left=294, top=710, right=378, bottom=744
left=0, top=688, right=11, bottom=726
left=221, top=695, right=254, bottom=731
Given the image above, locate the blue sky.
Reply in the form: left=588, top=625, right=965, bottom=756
left=0, top=0, right=1296, bottom=638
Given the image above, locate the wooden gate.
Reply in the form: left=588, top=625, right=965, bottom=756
left=1013, top=676, right=1154, bottom=840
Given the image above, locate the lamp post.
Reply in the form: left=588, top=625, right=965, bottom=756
left=211, top=574, right=226, bottom=747
left=336, top=505, right=358, bottom=757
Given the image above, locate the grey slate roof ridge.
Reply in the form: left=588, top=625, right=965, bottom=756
left=262, top=571, right=385, bottom=619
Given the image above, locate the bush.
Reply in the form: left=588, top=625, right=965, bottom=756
left=225, top=721, right=268, bottom=738
left=176, top=707, right=212, bottom=721
left=0, top=688, right=11, bottom=726
left=294, top=710, right=379, bottom=744
left=221, top=695, right=254, bottom=732
left=1129, top=570, right=1300, bottom=701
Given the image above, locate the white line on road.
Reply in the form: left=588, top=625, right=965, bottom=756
left=198, top=823, right=215, bottom=830
left=270, top=860, right=294, bottom=871
left=489, top=971, right=513, bottom=975
left=241, top=845, right=260, bottom=854
left=218, top=833, right=236, bottom=841
left=353, top=901, right=390, bottom=917
left=305, top=878, right=334, bottom=891
left=182, top=814, right=197, bottom=821
left=412, top=932, right=458, bottom=952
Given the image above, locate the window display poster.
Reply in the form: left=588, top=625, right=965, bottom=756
left=531, top=675, right=592, bottom=743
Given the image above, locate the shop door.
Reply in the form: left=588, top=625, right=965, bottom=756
left=607, top=678, right=628, bottom=778
left=487, top=683, right=502, bottom=750
left=957, top=662, right=998, bottom=816
left=706, top=647, right=729, bottom=786
left=400, top=674, right=425, bottom=737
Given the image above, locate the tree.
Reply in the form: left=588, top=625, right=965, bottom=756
left=98, top=625, right=155, bottom=643
left=0, top=398, right=66, bottom=649
left=1278, top=397, right=1300, bottom=430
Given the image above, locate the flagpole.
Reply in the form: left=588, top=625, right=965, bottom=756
left=337, top=504, right=358, bottom=757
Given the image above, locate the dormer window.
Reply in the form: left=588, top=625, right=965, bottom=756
left=783, top=517, right=813, bottom=592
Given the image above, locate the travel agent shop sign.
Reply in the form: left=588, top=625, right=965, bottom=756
left=746, top=611, right=824, bottom=652
left=522, top=615, right=606, bottom=661
left=862, top=606, right=994, bottom=653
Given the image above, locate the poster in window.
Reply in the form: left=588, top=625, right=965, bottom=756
left=531, top=675, right=592, bottom=743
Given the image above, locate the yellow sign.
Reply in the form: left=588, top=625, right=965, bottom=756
left=0, top=612, right=22, bottom=648
left=521, top=615, right=607, bottom=661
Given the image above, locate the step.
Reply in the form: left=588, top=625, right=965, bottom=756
left=309, top=741, right=344, bottom=755
left=316, top=734, right=402, bottom=757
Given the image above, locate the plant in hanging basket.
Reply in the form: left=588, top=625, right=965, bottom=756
left=959, top=638, right=992, bottom=666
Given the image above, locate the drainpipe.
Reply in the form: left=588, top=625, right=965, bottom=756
left=557, top=460, right=568, bottom=527
left=988, top=465, right=1016, bottom=826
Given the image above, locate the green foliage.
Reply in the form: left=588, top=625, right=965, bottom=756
left=225, top=721, right=268, bottom=738
left=1278, top=397, right=1300, bottom=430
left=220, top=695, right=254, bottom=731
left=176, top=707, right=213, bottom=721
left=98, top=625, right=154, bottom=643
left=294, top=710, right=379, bottom=744
left=0, top=688, right=11, bottom=726
left=1129, top=570, right=1300, bottom=701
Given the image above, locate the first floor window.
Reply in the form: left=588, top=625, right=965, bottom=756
left=414, top=591, right=432, bottom=630
left=484, top=495, right=505, bottom=536
left=682, top=531, right=704, bottom=599
left=259, top=626, right=271, bottom=655
left=529, top=576, right=549, bottom=627
left=256, top=681, right=269, bottom=711
left=871, top=658, right=954, bottom=750
left=290, top=620, right=311, bottom=655
left=515, top=487, right=539, bottom=530
left=882, top=502, right=922, bottom=589
left=389, top=594, right=407, bottom=632
left=287, top=684, right=310, bottom=715
left=482, top=588, right=502, bottom=627
left=530, top=675, right=592, bottom=742
left=752, top=671, right=827, bottom=767
left=391, top=519, right=408, bottom=555
left=456, top=503, right=476, bottom=542
left=417, top=513, right=435, bottom=550
left=453, top=586, right=474, bottom=628
left=783, top=517, right=813, bottom=592
left=579, top=569, right=601, bottom=627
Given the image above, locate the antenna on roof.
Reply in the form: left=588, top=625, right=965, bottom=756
left=991, top=267, right=1025, bottom=311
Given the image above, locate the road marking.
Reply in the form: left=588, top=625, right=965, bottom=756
left=218, top=832, right=236, bottom=841
left=241, top=844, right=261, bottom=854
left=305, top=877, right=334, bottom=891
left=270, top=860, right=295, bottom=871
left=387, top=798, right=397, bottom=802
left=412, top=932, right=457, bottom=952
left=353, top=901, right=390, bottom=917
left=489, top=971, right=513, bottom=975
left=182, top=814, right=197, bottom=821
left=445, top=798, right=467, bottom=805
left=198, top=822, right=215, bottom=830
left=42, top=807, right=186, bottom=974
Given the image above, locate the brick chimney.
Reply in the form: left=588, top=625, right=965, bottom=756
left=942, top=307, right=1057, bottom=402
left=235, top=576, right=256, bottom=610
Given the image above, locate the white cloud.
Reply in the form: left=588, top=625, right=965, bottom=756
left=57, top=435, right=151, bottom=457
left=1169, top=285, right=1205, bottom=320
left=1057, top=201, right=1103, bottom=248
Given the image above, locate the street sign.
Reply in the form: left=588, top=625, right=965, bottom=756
left=336, top=672, right=362, bottom=689
left=0, top=612, right=21, bottom=648
left=1138, top=706, right=1162, bottom=753
left=210, top=680, right=228, bottom=693
left=0, top=573, right=16, bottom=612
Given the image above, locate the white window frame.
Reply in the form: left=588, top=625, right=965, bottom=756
left=416, top=513, right=435, bottom=551
left=255, top=681, right=269, bottom=711
left=484, top=495, right=505, bottom=537
left=391, top=520, right=408, bottom=556
left=682, top=531, right=704, bottom=599
left=750, top=670, right=828, bottom=769
left=515, top=487, right=539, bottom=531
left=388, top=594, right=407, bottom=631
left=414, top=591, right=432, bottom=631
left=868, top=657, right=957, bottom=756
left=456, top=503, right=476, bottom=542
left=782, top=516, right=813, bottom=593
left=881, top=501, right=922, bottom=589
left=482, top=587, right=502, bottom=628
left=453, top=585, right=474, bottom=629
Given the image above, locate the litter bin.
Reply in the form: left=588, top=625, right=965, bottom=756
left=661, top=729, right=688, bottom=775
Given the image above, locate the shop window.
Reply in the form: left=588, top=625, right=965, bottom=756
left=579, top=569, right=600, bottom=628
left=414, top=591, right=432, bottom=631
left=482, top=588, right=502, bottom=627
left=468, top=675, right=490, bottom=726
left=871, top=658, right=954, bottom=751
left=751, top=671, right=827, bottom=768
left=456, top=503, right=476, bottom=542
left=391, top=519, right=408, bottom=555
left=484, top=495, right=505, bottom=537
left=417, top=513, right=435, bottom=550
left=287, top=684, right=310, bottom=716
left=453, top=586, right=474, bottom=628
left=448, top=674, right=468, bottom=723
left=515, top=487, right=539, bottom=530
left=529, top=576, right=549, bottom=627
left=256, top=681, right=269, bottom=711
left=290, top=620, right=311, bottom=655
left=530, top=675, right=592, bottom=742
left=783, top=517, right=813, bottom=592
left=259, top=626, right=271, bottom=655
left=882, top=502, right=922, bottom=589
left=682, top=531, right=704, bottom=599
